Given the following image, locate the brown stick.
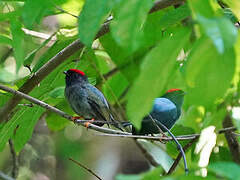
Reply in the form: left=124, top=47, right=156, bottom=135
left=222, top=115, right=240, bottom=164
left=69, top=158, right=102, bottom=180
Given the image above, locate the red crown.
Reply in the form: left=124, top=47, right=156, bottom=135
left=167, top=88, right=181, bottom=93
left=69, top=69, right=85, bottom=76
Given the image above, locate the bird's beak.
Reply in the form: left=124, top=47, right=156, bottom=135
left=63, top=71, right=67, bottom=75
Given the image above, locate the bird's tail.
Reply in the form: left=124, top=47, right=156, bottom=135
left=109, top=114, right=125, bottom=131
left=121, top=122, right=132, bottom=127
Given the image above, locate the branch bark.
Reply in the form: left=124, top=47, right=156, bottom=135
left=0, top=0, right=186, bottom=123
left=222, top=115, right=240, bottom=164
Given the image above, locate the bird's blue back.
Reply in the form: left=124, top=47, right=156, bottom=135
left=137, top=98, right=178, bottom=134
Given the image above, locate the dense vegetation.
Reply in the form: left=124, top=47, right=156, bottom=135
left=0, top=0, right=240, bottom=179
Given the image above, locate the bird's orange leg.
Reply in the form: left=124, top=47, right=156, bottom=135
left=71, top=116, right=84, bottom=123
left=84, top=118, right=95, bottom=129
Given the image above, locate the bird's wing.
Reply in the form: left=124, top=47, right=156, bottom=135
left=86, top=84, right=111, bottom=121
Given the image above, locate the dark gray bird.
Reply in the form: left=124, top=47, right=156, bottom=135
left=64, top=69, right=121, bottom=129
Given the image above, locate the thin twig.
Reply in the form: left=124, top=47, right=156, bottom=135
left=0, top=171, right=15, bottom=180
left=0, top=0, right=186, bottom=123
left=55, top=6, right=78, bottom=18
left=8, top=140, right=18, bottom=178
left=223, top=115, right=240, bottom=164
left=69, top=158, right=102, bottom=180
left=22, top=28, right=57, bottom=41
left=0, top=84, right=129, bottom=135
left=97, top=133, right=199, bottom=141
left=167, top=137, right=198, bottom=175
left=148, top=115, right=188, bottom=174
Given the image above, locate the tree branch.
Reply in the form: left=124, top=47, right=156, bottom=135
left=0, top=0, right=186, bottom=123
left=69, top=158, right=102, bottom=180
left=8, top=140, right=18, bottom=179
left=222, top=115, right=240, bottom=164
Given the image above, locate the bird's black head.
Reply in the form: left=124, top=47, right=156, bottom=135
left=63, top=69, right=88, bottom=86
left=162, top=89, right=185, bottom=108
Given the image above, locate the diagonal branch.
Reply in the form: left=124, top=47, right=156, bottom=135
left=0, top=0, right=186, bottom=123
left=69, top=158, right=102, bottom=180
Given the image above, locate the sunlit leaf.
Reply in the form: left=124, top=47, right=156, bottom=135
left=209, top=162, right=240, bottom=180
left=22, top=0, right=50, bottom=29
left=127, top=28, right=190, bottom=129
left=13, top=106, right=44, bottom=152
left=0, top=35, right=12, bottom=45
left=222, top=0, right=240, bottom=21
left=185, top=37, right=235, bottom=109
left=10, top=19, right=24, bottom=72
left=111, top=0, right=153, bottom=53
left=78, top=0, right=115, bottom=46
left=197, top=15, right=237, bottom=53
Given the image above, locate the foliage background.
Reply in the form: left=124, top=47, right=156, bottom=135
left=0, top=0, right=240, bottom=179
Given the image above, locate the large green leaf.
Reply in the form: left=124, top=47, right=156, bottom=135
left=24, top=32, right=56, bottom=67
left=185, top=37, right=235, bottom=110
left=10, top=19, right=24, bottom=72
left=0, top=35, right=12, bottom=45
left=13, top=106, right=44, bottom=152
left=0, top=108, right=26, bottom=151
left=78, top=0, right=114, bottom=46
left=188, top=0, right=237, bottom=53
left=32, top=37, right=77, bottom=73
left=197, top=15, right=237, bottom=53
left=22, top=0, right=50, bottom=29
left=143, top=4, right=190, bottom=46
left=111, top=0, right=153, bottom=53
left=208, top=162, right=240, bottom=180
left=222, top=0, right=240, bottom=21
left=127, top=28, right=190, bottom=129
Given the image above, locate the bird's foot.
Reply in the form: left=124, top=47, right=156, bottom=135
left=159, top=133, right=168, bottom=144
left=71, top=116, right=84, bottom=123
left=84, top=118, right=95, bottom=129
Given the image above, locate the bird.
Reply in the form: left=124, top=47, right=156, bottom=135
left=64, top=69, right=122, bottom=129
left=124, top=89, right=185, bottom=135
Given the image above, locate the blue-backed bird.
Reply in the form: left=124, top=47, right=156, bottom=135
left=64, top=69, right=122, bottom=129
left=127, top=89, right=185, bottom=135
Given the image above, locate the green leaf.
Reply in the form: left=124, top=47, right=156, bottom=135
left=116, top=167, right=163, bottom=180
left=78, top=0, right=114, bottom=46
left=111, top=0, right=153, bottom=52
left=222, top=0, right=240, bottom=21
left=48, top=86, right=65, bottom=99
left=13, top=106, right=44, bottom=152
left=100, top=33, right=130, bottom=66
left=197, top=15, right=237, bottom=53
left=46, top=101, right=70, bottom=131
left=116, top=174, right=141, bottom=180
left=137, top=140, right=173, bottom=172
left=127, top=28, right=190, bottom=129
left=0, top=35, right=12, bottom=45
left=10, top=19, right=24, bottom=72
left=22, top=0, right=50, bottom=29
left=187, top=0, right=215, bottom=18
left=208, top=162, right=240, bottom=180
left=24, top=32, right=56, bottom=67
left=143, top=4, right=190, bottom=46
left=32, top=37, right=76, bottom=73
left=102, top=72, right=129, bottom=103
left=0, top=108, right=27, bottom=151
left=185, top=37, right=235, bottom=110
